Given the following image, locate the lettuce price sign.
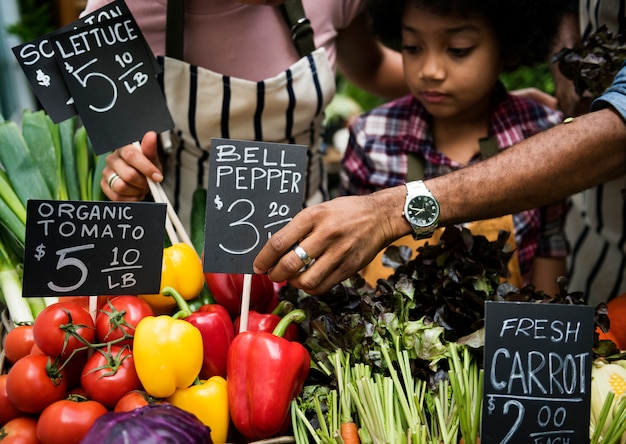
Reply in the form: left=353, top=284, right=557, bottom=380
left=12, top=0, right=172, bottom=153
left=23, top=200, right=166, bottom=297
left=481, top=301, right=594, bottom=443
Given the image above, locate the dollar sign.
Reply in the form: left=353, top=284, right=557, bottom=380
left=214, top=195, right=223, bottom=210
left=34, top=244, right=46, bottom=261
left=487, top=395, right=496, bottom=414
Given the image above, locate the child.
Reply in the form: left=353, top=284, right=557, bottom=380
left=341, top=0, right=570, bottom=295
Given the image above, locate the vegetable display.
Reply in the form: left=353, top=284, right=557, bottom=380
left=0, top=111, right=105, bottom=325
left=227, top=309, right=310, bottom=441
left=2, top=108, right=626, bottom=442
left=133, top=287, right=203, bottom=399
left=140, top=243, right=205, bottom=314
left=81, top=404, right=213, bottom=444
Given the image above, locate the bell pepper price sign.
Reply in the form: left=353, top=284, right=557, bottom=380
left=203, top=138, right=307, bottom=274
left=203, top=138, right=306, bottom=332
left=11, top=0, right=155, bottom=124
left=22, top=200, right=166, bottom=297
left=481, top=301, right=594, bottom=444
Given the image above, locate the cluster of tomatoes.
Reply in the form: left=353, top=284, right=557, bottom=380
left=0, top=296, right=156, bottom=444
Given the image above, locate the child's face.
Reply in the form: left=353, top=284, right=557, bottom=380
left=401, top=6, right=504, bottom=122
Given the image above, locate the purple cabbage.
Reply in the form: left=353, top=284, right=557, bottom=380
left=81, top=404, right=213, bottom=444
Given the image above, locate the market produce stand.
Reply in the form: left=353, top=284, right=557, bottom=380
left=3, top=1, right=626, bottom=443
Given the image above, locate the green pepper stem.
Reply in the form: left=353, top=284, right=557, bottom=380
left=271, top=308, right=305, bottom=338
left=163, top=286, right=192, bottom=319
left=271, top=299, right=294, bottom=316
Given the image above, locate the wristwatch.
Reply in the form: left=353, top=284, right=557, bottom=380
left=403, top=180, right=440, bottom=240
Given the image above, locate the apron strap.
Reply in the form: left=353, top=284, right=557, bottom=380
left=406, top=135, right=499, bottom=181
left=166, top=0, right=184, bottom=60
left=280, top=0, right=316, bottom=57
left=165, top=0, right=315, bottom=61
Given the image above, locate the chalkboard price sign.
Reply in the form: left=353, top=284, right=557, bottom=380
left=203, top=138, right=307, bottom=273
left=22, top=200, right=166, bottom=297
left=48, top=11, right=173, bottom=154
left=11, top=0, right=147, bottom=124
left=481, top=301, right=594, bottom=443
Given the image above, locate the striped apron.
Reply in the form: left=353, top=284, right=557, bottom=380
left=157, top=49, right=336, bottom=231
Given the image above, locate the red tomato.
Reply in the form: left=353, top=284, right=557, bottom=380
left=36, top=398, right=107, bottom=444
left=0, top=374, right=24, bottom=425
left=4, top=325, right=35, bottom=364
left=95, top=296, right=154, bottom=347
left=60, top=352, right=88, bottom=391
left=114, top=390, right=157, bottom=412
left=81, top=345, right=142, bottom=409
left=29, top=343, right=44, bottom=355
left=60, top=296, right=112, bottom=310
left=0, top=416, right=39, bottom=444
left=33, top=302, right=95, bottom=359
left=5, top=354, right=67, bottom=414
left=204, top=272, right=277, bottom=316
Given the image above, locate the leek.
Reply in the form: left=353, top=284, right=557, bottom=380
left=0, top=228, right=43, bottom=324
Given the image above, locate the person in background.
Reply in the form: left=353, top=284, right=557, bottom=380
left=81, top=0, right=409, bottom=230
left=340, top=0, right=569, bottom=295
left=550, top=0, right=626, bottom=304
left=252, top=63, right=626, bottom=296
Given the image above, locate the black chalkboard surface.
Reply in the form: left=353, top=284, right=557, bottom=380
left=481, top=301, right=594, bottom=443
left=203, top=138, right=307, bottom=274
left=23, top=200, right=166, bottom=297
left=49, top=13, right=173, bottom=154
left=12, top=0, right=173, bottom=153
left=11, top=0, right=140, bottom=124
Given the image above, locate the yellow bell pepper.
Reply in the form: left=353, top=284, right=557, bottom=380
left=133, top=310, right=203, bottom=399
left=140, top=242, right=205, bottom=313
left=168, top=376, right=229, bottom=444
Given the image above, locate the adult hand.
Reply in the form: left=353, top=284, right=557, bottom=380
left=101, top=131, right=163, bottom=201
left=253, top=187, right=409, bottom=295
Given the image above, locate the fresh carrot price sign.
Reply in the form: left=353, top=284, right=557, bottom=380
left=203, top=138, right=307, bottom=273
left=22, top=200, right=166, bottom=297
left=481, top=301, right=594, bottom=443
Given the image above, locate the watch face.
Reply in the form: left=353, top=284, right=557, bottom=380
left=406, top=195, right=439, bottom=227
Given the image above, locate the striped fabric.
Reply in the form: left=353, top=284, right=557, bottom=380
left=579, top=0, right=625, bottom=39
left=565, top=0, right=626, bottom=304
left=157, top=47, right=336, bottom=230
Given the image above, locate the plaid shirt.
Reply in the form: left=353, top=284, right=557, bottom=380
left=341, top=87, right=569, bottom=280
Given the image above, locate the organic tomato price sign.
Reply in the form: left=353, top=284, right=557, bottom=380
left=12, top=0, right=173, bottom=153
left=22, top=200, right=166, bottom=297
left=481, top=301, right=594, bottom=443
left=203, top=138, right=307, bottom=273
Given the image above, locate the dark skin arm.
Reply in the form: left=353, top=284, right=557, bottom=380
left=253, top=107, right=626, bottom=294
left=335, top=11, right=408, bottom=100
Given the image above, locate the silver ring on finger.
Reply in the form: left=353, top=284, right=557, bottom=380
left=293, top=244, right=312, bottom=266
left=107, top=173, right=121, bottom=190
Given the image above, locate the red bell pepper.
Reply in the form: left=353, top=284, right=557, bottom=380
left=185, top=304, right=235, bottom=379
left=233, top=300, right=300, bottom=341
left=227, top=309, right=309, bottom=441
left=204, top=272, right=277, bottom=317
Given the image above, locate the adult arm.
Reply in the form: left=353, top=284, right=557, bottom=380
left=335, top=12, right=409, bottom=100
left=254, top=106, right=626, bottom=294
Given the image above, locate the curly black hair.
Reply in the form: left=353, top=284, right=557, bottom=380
left=366, top=0, right=571, bottom=72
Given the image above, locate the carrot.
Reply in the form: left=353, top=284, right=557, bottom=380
left=340, top=421, right=360, bottom=444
